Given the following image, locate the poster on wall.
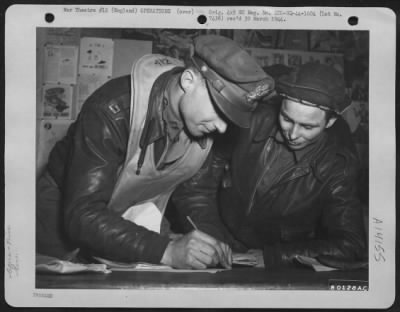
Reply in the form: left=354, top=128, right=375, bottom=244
left=44, top=28, right=81, bottom=45
left=78, top=37, right=114, bottom=108
left=41, top=83, right=73, bottom=119
left=246, top=47, right=343, bottom=73
left=79, top=37, right=113, bottom=76
left=43, top=44, right=78, bottom=85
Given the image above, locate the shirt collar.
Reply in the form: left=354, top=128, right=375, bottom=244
left=274, top=129, right=326, bottom=163
left=144, top=70, right=206, bottom=149
left=163, top=96, right=184, bottom=143
left=162, top=96, right=207, bottom=149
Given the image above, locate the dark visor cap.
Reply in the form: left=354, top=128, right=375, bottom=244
left=192, top=35, right=275, bottom=128
left=277, top=63, right=351, bottom=114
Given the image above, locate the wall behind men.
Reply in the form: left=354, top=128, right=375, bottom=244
left=36, top=28, right=369, bottom=178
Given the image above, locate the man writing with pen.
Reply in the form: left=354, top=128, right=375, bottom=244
left=36, top=35, right=274, bottom=270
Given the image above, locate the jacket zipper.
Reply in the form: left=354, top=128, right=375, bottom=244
left=245, top=140, right=310, bottom=216
left=246, top=138, right=273, bottom=215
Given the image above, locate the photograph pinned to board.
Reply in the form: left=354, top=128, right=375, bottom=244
left=41, top=83, right=73, bottom=119
left=4, top=4, right=397, bottom=310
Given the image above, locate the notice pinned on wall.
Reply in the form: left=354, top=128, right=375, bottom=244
left=43, top=44, right=78, bottom=85
left=77, top=37, right=114, bottom=109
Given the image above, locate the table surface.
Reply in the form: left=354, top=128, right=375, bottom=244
left=36, top=266, right=368, bottom=290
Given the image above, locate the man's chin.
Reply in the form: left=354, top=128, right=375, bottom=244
left=287, top=143, right=306, bottom=150
left=191, top=131, right=205, bottom=138
left=187, top=128, right=206, bottom=138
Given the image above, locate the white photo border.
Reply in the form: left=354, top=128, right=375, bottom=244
left=4, top=4, right=396, bottom=309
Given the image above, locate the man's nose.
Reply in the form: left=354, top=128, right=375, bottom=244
left=288, top=125, right=299, bottom=140
left=215, top=119, right=228, bottom=134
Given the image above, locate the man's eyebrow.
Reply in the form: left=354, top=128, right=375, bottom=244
left=281, top=110, right=319, bottom=127
left=280, top=110, right=292, bottom=121
left=299, top=122, right=319, bottom=128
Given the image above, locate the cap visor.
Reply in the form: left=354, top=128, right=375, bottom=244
left=206, top=80, right=251, bottom=128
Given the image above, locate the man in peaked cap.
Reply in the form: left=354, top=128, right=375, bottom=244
left=172, top=63, right=367, bottom=270
left=36, top=35, right=274, bottom=269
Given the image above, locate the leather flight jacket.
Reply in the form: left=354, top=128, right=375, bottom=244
left=44, top=65, right=198, bottom=263
left=172, top=101, right=367, bottom=268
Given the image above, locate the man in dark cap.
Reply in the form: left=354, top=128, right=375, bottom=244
left=36, top=35, right=274, bottom=269
left=172, top=63, right=367, bottom=269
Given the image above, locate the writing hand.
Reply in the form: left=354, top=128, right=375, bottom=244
left=195, top=230, right=232, bottom=269
left=161, top=230, right=232, bottom=269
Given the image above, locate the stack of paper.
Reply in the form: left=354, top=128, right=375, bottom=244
left=232, top=253, right=258, bottom=267
left=93, top=256, right=225, bottom=273
left=294, top=255, right=338, bottom=272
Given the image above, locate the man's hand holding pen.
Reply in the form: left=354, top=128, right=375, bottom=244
left=161, top=217, right=232, bottom=270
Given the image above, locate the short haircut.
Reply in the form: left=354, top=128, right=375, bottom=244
left=184, top=59, right=206, bottom=85
left=324, top=109, right=338, bottom=122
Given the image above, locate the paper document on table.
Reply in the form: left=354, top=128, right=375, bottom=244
left=93, top=256, right=225, bottom=273
left=122, top=202, right=162, bottom=233
left=294, top=255, right=338, bottom=272
left=36, top=254, right=111, bottom=274
left=232, top=252, right=258, bottom=267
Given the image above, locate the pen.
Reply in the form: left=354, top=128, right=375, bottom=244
left=186, top=216, right=198, bottom=230
left=187, top=216, right=231, bottom=269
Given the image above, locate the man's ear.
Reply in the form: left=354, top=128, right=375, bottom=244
left=325, top=116, right=337, bottom=129
left=180, top=69, right=197, bottom=93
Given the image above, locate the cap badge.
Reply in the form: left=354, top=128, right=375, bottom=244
left=246, top=83, right=271, bottom=102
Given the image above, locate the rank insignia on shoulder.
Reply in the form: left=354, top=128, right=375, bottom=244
left=108, top=102, right=121, bottom=114
left=155, top=58, right=173, bottom=66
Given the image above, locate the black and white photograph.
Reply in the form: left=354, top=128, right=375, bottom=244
left=4, top=4, right=396, bottom=309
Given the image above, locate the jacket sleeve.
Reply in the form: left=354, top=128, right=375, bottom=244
left=171, top=134, right=247, bottom=251
left=62, top=93, right=170, bottom=264
left=263, top=154, right=367, bottom=269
